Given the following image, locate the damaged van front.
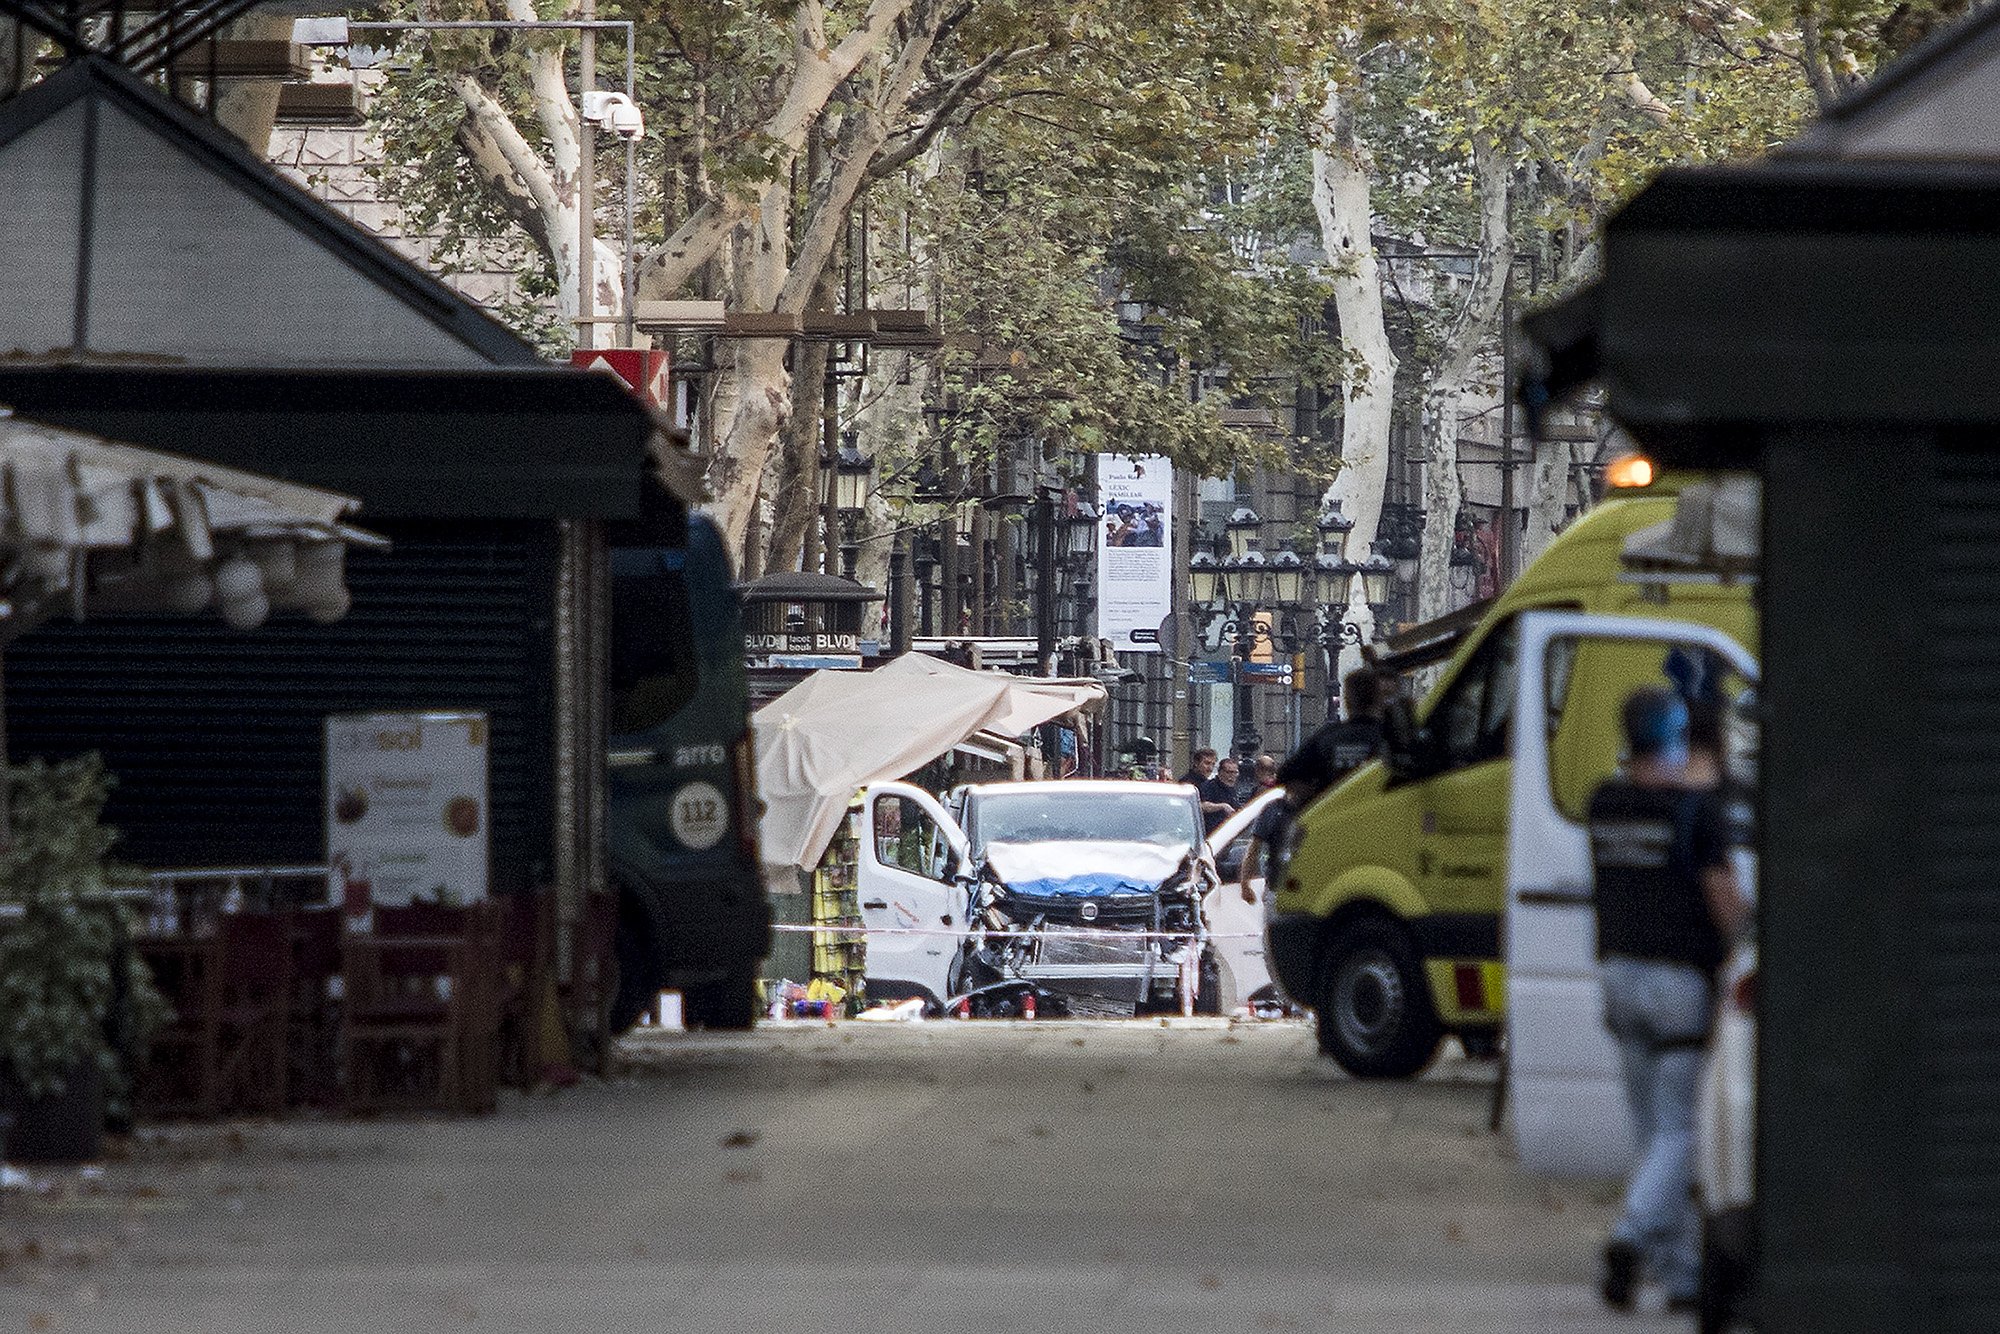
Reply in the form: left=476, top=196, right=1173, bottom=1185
left=856, top=780, right=1222, bottom=1016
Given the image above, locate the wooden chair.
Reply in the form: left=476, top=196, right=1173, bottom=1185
left=136, top=932, right=224, bottom=1117
left=339, top=904, right=499, bottom=1115
left=211, top=912, right=294, bottom=1115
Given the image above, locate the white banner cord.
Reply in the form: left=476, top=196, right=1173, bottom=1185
left=770, top=923, right=1261, bottom=941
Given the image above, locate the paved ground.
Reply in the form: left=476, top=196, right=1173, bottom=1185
left=1, top=1019, right=1688, bottom=1333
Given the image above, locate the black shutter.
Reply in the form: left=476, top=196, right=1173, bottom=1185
left=1923, top=444, right=2000, bottom=1329
left=5, top=520, right=557, bottom=892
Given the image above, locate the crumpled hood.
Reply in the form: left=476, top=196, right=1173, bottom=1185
left=980, top=841, right=1188, bottom=896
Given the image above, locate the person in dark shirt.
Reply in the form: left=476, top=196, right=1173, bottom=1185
left=1199, top=756, right=1242, bottom=834
left=1278, top=667, right=1389, bottom=804
left=1241, top=669, right=1391, bottom=902
left=1587, top=687, right=1750, bottom=1314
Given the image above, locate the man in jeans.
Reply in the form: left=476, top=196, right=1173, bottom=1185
left=1587, top=688, right=1750, bottom=1311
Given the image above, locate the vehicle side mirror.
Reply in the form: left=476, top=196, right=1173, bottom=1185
left=1382, top=698, right=1422, bottom=777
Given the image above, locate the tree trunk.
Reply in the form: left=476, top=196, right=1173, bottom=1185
left=705, top=185, right=792, bottom=553
left=768, top=334, right=830, bottom=572
left=636, top=0, right=916, bottom=301
left=1518, top=435, right=1581, bottom=570
left=1413, top=121, right=1512, bottom=627
left=1311, top=82, right=1397, bottom=680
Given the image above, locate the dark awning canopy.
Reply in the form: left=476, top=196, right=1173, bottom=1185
left=738, top=571, right=885, bottom=604
left=0, top=364, right=653, bottom=519
left=0, top=56, right=659, bottom=520
left=1521, top=156, right=2000, bottom=468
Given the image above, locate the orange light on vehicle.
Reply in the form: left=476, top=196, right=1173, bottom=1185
left=1605, top=454, right=1656, bottom=489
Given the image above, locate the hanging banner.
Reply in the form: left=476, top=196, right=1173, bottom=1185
left=1096, top=454, right=1172, bottom=654
left=326, top=711, right=491, bottom=915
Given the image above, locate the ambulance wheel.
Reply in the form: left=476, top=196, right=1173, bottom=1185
left=1315, top=919, right=1442, bottom=1078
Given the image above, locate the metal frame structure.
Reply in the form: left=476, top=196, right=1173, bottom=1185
left=1, top=0, right=270, bottom=77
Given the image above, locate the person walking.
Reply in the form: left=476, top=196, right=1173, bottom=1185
left=1240, top=669, right=1391, bottom=902
left=1587, top=688, right=1750, bottom=1313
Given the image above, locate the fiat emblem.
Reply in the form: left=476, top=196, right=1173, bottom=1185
left=1079, top=902, right=1099, bottom=921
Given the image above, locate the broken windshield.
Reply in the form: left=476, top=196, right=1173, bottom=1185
left=974, top=791, right=1200, bottom=851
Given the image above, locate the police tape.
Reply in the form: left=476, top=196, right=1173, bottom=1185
left=768, top=922, right=1264, bottom=941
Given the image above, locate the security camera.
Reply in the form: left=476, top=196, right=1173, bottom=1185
left=581, top=91, right=645, bottom=141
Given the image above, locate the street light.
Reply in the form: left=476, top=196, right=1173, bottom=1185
left=1316, top=504, right=1354, bottom=554
left=1226, top=506, right=1261, bottom=559
left=1314, top=552, right=1359, bottom=611
left=1063, top=501, right=1099, bottom=566
left=1235, top=549, right=1270, bottom=606
left=1359, top=552, right=1395, bottom=611
left=833, top=435, right=874, bottom=516
left=1189, top=550, right=1221, bottom=606
left=1270, top=546, right=1304, bottom=609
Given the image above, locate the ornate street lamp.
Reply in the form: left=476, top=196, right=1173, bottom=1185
left=1314, top=553, right=1360, bottom=611
left=1360, top=552, right=1395, bottom=610
left=1189, top=549, right=1221, bottom=606
left=1316, top=504, right=1354, bottom=555
left=1216, top=554, right=1241, bottom=606
left=1235, top=549, right=1270, bottom=606
left=1226, top=505, right=1262, bottom=559
left=834, top=434, right=874, bottom=516
left=1270, top=546, right=1304, bottom=609
left=1063, top=501, right=1099, bottom=566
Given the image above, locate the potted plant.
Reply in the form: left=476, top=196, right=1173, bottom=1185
left=0, top=755, right=162, bottom=1162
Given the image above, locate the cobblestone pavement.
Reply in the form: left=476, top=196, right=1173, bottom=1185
left=1, top=1019, right=1690, bottom=1333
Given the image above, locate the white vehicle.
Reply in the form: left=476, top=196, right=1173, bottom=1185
left=1205, top=788, right=1285, bottom=1011
left=1502, top=610, right=1758, bottom=1178
left=855, top=779, right=1225, bottom=1016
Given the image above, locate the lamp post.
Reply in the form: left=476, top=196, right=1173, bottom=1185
left=1313, top=551, right=1373, bottom=690
left=831, top=433, right=873, bottom=579
left=1226, top=505, right=1262, bottom=558
left=1190, top=543, right=1306, bottom=761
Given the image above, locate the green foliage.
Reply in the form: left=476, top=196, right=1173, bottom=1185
left=0, top=756, right=165, bottom=1106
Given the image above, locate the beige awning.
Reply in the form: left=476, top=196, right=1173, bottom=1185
left=752, top=653, right=1106, bottom=872
left=1, top=408, right=383, bottom=641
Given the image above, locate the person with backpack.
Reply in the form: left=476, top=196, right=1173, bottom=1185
left=1587, top=687, right=1751, bottom=1313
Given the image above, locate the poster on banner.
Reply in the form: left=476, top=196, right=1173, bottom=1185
left=325, top=712, right=490, bottom=917
left=1096, top=454, right=1172, bottom=653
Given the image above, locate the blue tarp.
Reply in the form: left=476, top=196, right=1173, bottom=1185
left=1006, top=873, right=1157, bottom=898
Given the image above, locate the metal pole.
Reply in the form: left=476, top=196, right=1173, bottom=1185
left=576, top=0, right=596, bottom=352
left=1498, top=262, right=1516, bottom=584
left=1036, top=491, right=1061, bottom=772
left=623, top=33, right=636, bottom=350
left=1168, top=444, right=1196, bottom=779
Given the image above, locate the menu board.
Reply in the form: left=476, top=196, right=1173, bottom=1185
left=325, top=711, right=490, bottom=914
